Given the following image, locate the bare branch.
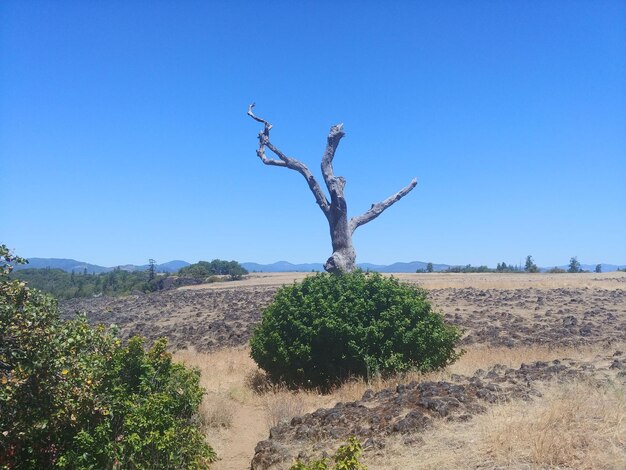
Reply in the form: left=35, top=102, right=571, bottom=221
left=248, top=104, right=330, bottom=214
left=320, top=124, right=346, bottom=198
left=247, top=103, right=272, bottom=129
left=349, top=178, right=418, bottom=233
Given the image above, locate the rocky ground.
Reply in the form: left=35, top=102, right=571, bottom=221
left=432, top=287, right=626, bottom=347
left=60, top=285, right=274, bottom=351
left=251, top=352, right=626, bottom=469
left=60, top=276, right=626, bottom=351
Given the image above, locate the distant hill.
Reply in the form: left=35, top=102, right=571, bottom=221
left=131, top=260, right=191, bottom=273
left=243, top=261, right=451, bottom=273
left=242, top=261, right=325, bottom=272
left=13, top=258, right=625, bottom=274
left=156, top=260, right=191, bottom=272
left=13, top=258, right=190, bottom=274
left=587, top=263, right=625, bottom=272
left=540, top=263, right=625, bottom=273
left=243, top=261, right=625, bottom=273
left=14, top=258, right=111, bottom=274
left=358, top=261, right=450, bottom=273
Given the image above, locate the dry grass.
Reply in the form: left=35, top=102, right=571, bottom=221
left=174, top=343, right=624, bottom=469
left=173, top=347, right=331, bottom=469
left=327, top=344, right=606, bottom=403
left=447, top=344, right=602, bottom=375
left=261, top=390, right=309, bottom=429
left=173, top=347, right=262, bottom=468
left=179, top=271, right=626, bottom=291
left=174, top=346, right=258, bottom=393
left=483, top=379, right=625, bottom=468
left=199, top=394, right=235, bottom=430
left=365, top=378, right=626, bottom=469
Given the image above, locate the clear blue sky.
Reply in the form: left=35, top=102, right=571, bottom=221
left=1, top=1, right=625, bottom=268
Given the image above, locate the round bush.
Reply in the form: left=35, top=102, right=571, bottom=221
left=250, top=271, right=462, bottom=389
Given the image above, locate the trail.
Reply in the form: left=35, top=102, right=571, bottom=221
left=212, top=401, right=268, bottom=470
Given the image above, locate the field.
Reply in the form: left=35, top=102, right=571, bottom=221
left=60, top=272, right=626, bottom=469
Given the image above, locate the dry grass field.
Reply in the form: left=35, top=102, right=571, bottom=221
left=60, top=272, right=626, bottom=469
left=175, top=345, right=625, bottom=470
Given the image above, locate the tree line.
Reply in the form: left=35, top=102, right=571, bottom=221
left=10, top=259, right=248, bottom=300
left=418, top=256, right=602, bottom=274
left=178, top=259, right=248, bottom=280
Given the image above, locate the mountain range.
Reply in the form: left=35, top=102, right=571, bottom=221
left=13, top=258, right=190, bottom=274
left=12, top=258, right=625, bottom=274
left=242, top=261, right=451, bottom=273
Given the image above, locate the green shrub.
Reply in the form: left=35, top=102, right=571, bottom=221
left=290, top=437, right=367, bottom=470
left=250, top=271, right=462, bottom=390
left=0, top=246, right=215, bottom=469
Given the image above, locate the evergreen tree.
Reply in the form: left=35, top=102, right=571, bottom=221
left=148, top=259, right=156, bottom=281
left=525, top=255, right=539, bottom=273
left=568, top=256, right=581, bottom=273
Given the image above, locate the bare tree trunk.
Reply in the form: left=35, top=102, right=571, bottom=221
left=248, top=104, right=417, bottom=273
left=324, top=178, right=356, bottom=273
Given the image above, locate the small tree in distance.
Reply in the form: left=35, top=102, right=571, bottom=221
left=148, top=258, right=156, bottom=281
left=568, top=256, right=582, bottom=273
left=595, top=264, right=602, bottom=273
left=426, top=262, right=434, bottom=273
left=524, top=255, right=539, bottom=273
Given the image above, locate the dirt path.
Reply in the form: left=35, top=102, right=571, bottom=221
left=213, top=402, right=267, bottom=470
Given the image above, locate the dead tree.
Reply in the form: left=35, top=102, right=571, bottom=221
left=248, top=104, right=417, bottom=273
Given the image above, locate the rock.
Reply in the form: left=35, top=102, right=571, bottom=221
left=250, top=440, right=290, bottom=470
left=364, top=437, right=386, bottom=449
left=393, top=410, right=431, bottom=433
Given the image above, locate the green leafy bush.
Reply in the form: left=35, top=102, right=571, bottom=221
left=250, top=271, right=462, bottom=390
left=290, top=437, right=367, bottom=470
left=0, top=246, right=215, bottom=469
